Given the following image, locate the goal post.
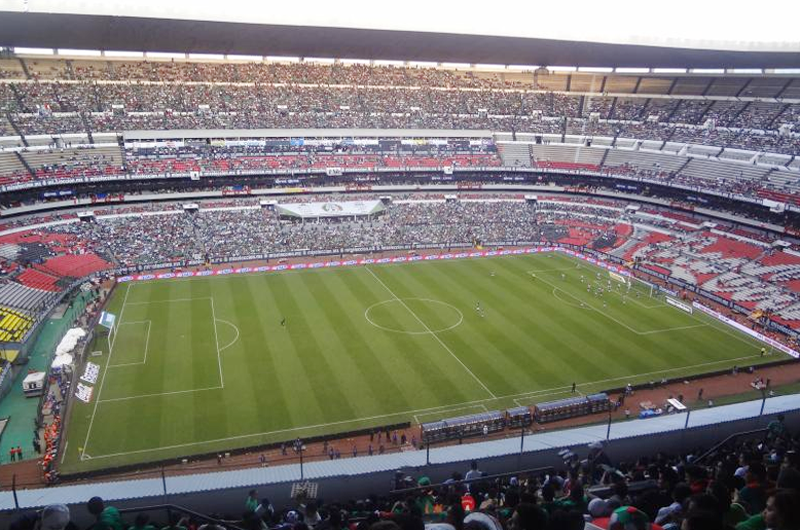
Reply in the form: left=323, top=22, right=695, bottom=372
left=98, top=311, right=117, bottom=352
left=608, top=271, right=629, bottom=286
left=629, top=275, right=659, bottom=298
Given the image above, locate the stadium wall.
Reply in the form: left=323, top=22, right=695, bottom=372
left=1, top=396, right=799, bottom=527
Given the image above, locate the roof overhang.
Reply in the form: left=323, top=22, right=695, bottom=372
left=1, top=12, right=798, bottom=69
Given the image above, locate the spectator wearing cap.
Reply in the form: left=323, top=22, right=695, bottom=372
left=738, top=463, right=769, bottom=514
left=86, top=496, right=123, bottom=530
left=39, top=504, right=75, bottom=530
left=606, top=506, right=664, bottom=530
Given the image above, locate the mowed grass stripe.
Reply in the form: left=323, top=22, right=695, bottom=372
left=62, top=254, right=789, bottom=473
left=453, top=258, right=627, bottom=389
left=351, top=267, right=489, bottom=405
left=398, top=260, right=579, bottom=392
left=496, top=256, right=663, bottom=375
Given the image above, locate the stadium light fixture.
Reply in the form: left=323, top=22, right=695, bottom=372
left=57, top=48, right=102, bottom=56
left=104, top=50, right=145, bottom=58
left=578, top=67, right=614, bottom=73
left=339, top=58, right=372, bottom=65
left=226, top=54, right=263, bottom=61
left=13, top=47, right=54, bottom=55
left=441, top=62, right=472, bottom=69
left=266, top=56, right=301, bottom=63
left=691, top=68, right=725, bottom=74
left=508, top=65, right=540, bottom=71
left=146, top=51, right=186, bottom=59
left=189, top=53, right=225, bottom=60
left=773, top=68, right=800, bottom=74
left=652, top=68, right=687, bottom=74
left=728, top=69, right=763, bottom=74
left=615, top=67, right=650, bottom=74
left=474, top=64, right=506, bottom=70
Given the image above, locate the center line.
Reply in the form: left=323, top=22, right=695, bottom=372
left=365, top=266, right=496, bottom=399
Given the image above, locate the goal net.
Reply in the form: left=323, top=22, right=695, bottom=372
left=628, top=275, right=659, bottom=298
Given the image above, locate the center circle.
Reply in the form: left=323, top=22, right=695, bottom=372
left=365, top=298, right=464, bottom=335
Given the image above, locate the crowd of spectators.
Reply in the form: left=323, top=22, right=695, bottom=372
left=8, top=417, right=800, bottom=530
left=2, top=61, right=798, bottom=156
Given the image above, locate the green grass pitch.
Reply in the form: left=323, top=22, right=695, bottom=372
left=61, top=252, right=784, bottom=473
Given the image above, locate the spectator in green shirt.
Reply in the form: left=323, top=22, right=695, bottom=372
left=246, top=489, right=259, bottom=513
left=87, top=497, right=124, bottom=530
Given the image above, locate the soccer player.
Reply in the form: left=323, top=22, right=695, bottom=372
left=281, top=317, right=287, bottom=327
left=490, top=271, right=496, bottom=277
left=561, top=273, right=566, bottom=281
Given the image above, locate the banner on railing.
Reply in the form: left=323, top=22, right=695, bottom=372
left=692, top=302, right=799, bottom=358
left=75, top=383, right=94, bottom=403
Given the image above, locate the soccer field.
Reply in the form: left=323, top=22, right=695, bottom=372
left=62, top=252, right=783, bottom=473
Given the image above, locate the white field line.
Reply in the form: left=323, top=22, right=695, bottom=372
left=413, top=404, right=490, bottom=425
left=86, top=352, right=766, bottom=461
left=60, top=441, right=68, bottom=465
left=99, top=385, right=223, bottom=403
left=216, top=319, right=241, bottom=352
left=108, top=320, right=151, bottom=367
left=81, top=282, right=132, bottom=460
left=210, top=298, right=225, bottom=388
left=364, top=266, right=497, bottom=399
left=124, top=297, right=212, bottom=305
left=509, top=353, right=765, bottom=401
left=536, top=273, right=708, bottom=336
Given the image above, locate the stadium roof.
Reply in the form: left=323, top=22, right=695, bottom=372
left=1, top=0, right=799, bottom=68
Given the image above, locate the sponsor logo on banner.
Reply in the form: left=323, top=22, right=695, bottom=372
left=309, top=262, right=325, bottom=268
left=486, top=251, right=498, bottom=256
left=75, top=383, right=94, bottom=403
left=81, top=362, right=100, bottom=384
left=343, top=260, right=358, bottom=266
left=177, top=271, right=194, bottom=278
left=361, top=259, right=375, bottom=265
left=377, top=258, right=392, bottom=263
left=392, top=257, right=407, bottom=263
left=196, top=270, right=214, bottom=277
left=424, top=255, right=438, bottom=260
left=157, top=273, right=176, bottom=279
left=272, top=265, right=288, bottom=271
left=236, top=267, right=253, bottom=274
left=254, top=266, right=270, bottom=272
left=139, top=274, right=156, bottom=280
left=118, top=276, right=133, bottom=283
left=291, top=263, right=308, bottom=270
left=469, top=252, right=483, bottom=257
left=454, top=253, right=468, bottom=258
left=441, top=254, right=453, bottom=260
left=409, top=256, right=423, bottom=261
left=216, top=269, right=234, bottom=275
left=326, top=261, right=342, bottom=267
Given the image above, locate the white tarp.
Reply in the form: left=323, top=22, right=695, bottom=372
left=51, top=354, right=73, bottom=369
left=55, top=328, right=86, bottom=356
left=276, top=200, right=384, bottom=219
